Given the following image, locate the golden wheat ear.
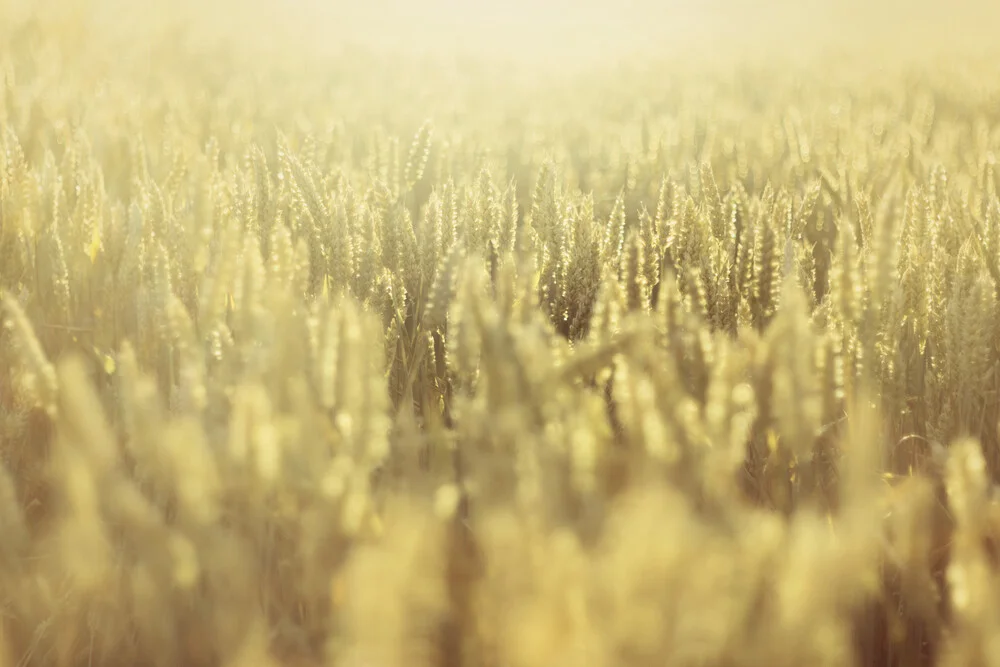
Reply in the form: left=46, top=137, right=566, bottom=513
left=1, top=290, right=58, bottom=418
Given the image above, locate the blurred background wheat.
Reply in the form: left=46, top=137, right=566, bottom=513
left=2, top=0, right=1000, bottom=666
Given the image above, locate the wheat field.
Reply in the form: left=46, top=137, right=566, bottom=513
left=3, top=1, right=1000, bottom=666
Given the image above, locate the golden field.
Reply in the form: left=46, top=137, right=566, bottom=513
left=3, top=1, right=1000, bottom=666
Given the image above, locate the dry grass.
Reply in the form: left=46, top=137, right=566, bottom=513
left=3, top=2, right=1000, bottom=666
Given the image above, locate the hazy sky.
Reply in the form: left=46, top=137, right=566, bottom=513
left=267, top=0, right=1000, bottom=66
left=20, top=0, right=1000, bottom=71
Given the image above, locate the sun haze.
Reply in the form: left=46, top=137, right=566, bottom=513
left=277, top=0, right=1000, bottom=66
left=33, top=0, right=1000, bottom=72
